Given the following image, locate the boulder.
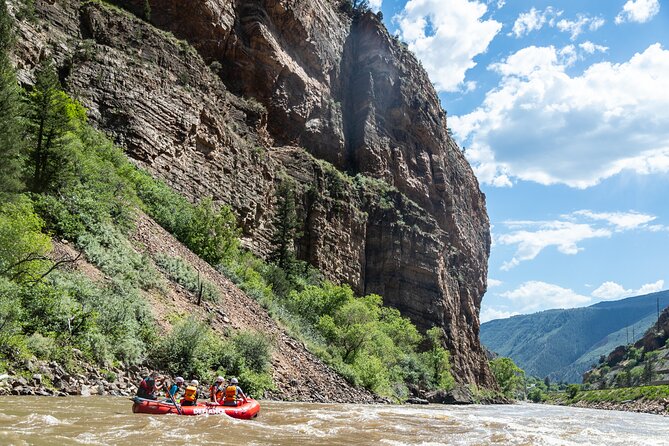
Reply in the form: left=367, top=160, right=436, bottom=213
left=427, top=385, right=475, bottom=405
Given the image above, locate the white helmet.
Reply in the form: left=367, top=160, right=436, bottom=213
left=191, top=379, right=199, bottom=386
left=216, top=376, right=224, bottom=382
left=175, top=377, right=184, bottom=384
left=230, top=377, right=238, bottom=384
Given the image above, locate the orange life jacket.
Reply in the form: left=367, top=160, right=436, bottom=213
left=223, top=385, right=238, bottom=404
left=210, top=384, right=223, bottom=402
left=183, top=385, right=197, bottom=402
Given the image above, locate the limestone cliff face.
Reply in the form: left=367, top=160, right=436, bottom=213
left=13, top=0, right=494, bottom=387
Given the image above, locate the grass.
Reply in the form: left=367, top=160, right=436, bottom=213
left=545, top=385, right=669, bottom=404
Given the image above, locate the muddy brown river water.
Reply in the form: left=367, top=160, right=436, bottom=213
left=0, top=397, right=667, bottom=445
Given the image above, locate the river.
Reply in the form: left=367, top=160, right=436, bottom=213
left=0, top=397, right=667, bottom=445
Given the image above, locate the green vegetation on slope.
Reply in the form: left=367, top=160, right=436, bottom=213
left=481, top=292, right=669, bottom=383
left=0, top=2, right=456, bottom=401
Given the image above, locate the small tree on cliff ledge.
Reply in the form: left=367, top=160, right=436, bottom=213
left=269, top=178, right=301, bottom=276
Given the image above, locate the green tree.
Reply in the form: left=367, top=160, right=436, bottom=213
left=0, top=0, right=24, bottom=197
left=25, top=58, right=85, bottom=193
left=490, top=357, right=525, bottom=398
left=269, top=178, right=300, bottom=275
left=0, top=195, right=52, bottom=282
left=179, top=197, right=240, bottom=265
left=642, top=360, right=654, bottom=384
left=566, top=383, right=580, bottom=399
left=422, top=327, right=455, bottom=390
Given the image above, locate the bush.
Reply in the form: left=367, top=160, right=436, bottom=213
left=0, top=195, right=52, bottom=282
left=231, top=331, right=272, bottom=374
left=154, top=254, right=220, bottom=302
left=153, top=317, right=218, bottom=379
left=566, top=384, right=580, bottom=399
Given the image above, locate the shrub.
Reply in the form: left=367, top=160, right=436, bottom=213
left=0, top=195, right=52, bottom=282
left=231, top=331, right=272, bottom=374
left=566, top=384, right=580, bottom=399
left=154, top=254, right=220, bottom=302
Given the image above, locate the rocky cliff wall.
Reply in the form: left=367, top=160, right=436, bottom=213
left=12, top=0, right=494, bottom=387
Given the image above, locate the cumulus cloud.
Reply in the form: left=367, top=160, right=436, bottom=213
left=501, top=281, right=591, bottom=312
left=369, top=0, right=383, bottom=12
left=496, top=210, right=657, bottom=269
left=579, top=41, right=609, bottom=54
left=497, top=220, right=611, bottom=270
left=616, top=0, right=660, bottom=24
left=480, top=306, right=517, bottom=323
left=556, top=14, right=605, bottom=40
left=509, top=7, right=561, bottom=38
left=488, top=278, right=503, bottom=287
left=450, top=43, right=669, bottom=188
left=572, top=210, right=656, bottom=231
left=394, top=0, right=501, bottom=92
left=591, top=280, right=665, bottom=300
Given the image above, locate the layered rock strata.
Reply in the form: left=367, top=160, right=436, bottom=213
left=12, top=0, right=494, bottom=387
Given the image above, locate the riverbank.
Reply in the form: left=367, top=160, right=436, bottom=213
left=542, top=386, right=669, bottom=416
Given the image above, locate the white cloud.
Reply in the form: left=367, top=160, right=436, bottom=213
left=497, top=220, right=611, bottom=270
left=573, top=210, right=656, bottom=231
left=579, top=41, right=609, bottom=54
left=496, top=210, right=658, bottom=269
left=369, top=0, right=383, bottom=12
left=501, top=281, right=591, bottom=312
left=395, top=0, right=502, bottom=92
left=557, top=14, right=605, bottom=40
left=592, top=279, right=665, bottom=300
left=509, top=7, right=561, bottom=38
left=480, top=306, right=517, bottom=323
left=451, top=43, right=669, bottom=188
left=616, top=0, right=660, bottom=24
left=488, top=278, right=503, bottom=287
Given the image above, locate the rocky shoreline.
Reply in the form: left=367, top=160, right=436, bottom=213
left=0, top=356, right=148, bottom=398
left=542, top=399, right=669, bottom=416
left=571, top=399, right=669, bottom=416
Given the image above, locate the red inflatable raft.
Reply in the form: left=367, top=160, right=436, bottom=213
left=132, top=397, right=260, bottom=419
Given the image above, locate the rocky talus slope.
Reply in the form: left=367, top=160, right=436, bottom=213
left=11, top=0, right=494, bottom=387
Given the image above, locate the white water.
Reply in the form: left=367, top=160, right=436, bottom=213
left=0, top=397, right=667, bottom=445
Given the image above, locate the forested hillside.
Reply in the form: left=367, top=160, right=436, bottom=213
left=481, top=291, right=669, bottom=383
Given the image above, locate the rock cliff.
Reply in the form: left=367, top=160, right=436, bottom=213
left=11, top=0, right=494, bottom=387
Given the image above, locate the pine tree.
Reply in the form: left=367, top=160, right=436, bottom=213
left=25, top=58, right=84, bottom=193
left=0, top=0, right=25, bottom=198
left=269, top=178, right=300, bottom=275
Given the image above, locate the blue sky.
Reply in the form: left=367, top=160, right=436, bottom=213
left=372, top=0, right=669, bottom=321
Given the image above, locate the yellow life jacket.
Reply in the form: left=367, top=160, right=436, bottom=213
left=224, top=385, right=237, bottom=403
left=183, top=385, right=197, bottom=402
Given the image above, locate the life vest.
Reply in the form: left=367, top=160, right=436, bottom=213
left=183, top=385, right=197, bottom=402
left=223, top=385, right=238, bottom=404
left=210, top=384, right=223, bottom=402
left=137, top=377, right=155, bottom=399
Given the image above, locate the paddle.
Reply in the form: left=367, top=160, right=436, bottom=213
left=167, top=382, right=183, bottom=415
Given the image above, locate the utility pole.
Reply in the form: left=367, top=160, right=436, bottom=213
left=626, top=327, right=629, bottom=345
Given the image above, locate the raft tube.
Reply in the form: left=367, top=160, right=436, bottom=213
left=132, top=397, right=260, bottom=419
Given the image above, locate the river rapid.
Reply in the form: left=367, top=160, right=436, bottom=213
left=0, top=397, right=667, bottom=445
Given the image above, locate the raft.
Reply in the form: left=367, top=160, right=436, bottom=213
left=132, top=397, right=260, bottom=419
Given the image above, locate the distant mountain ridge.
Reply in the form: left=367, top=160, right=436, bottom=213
left=480, top=291, right=669, bottom=383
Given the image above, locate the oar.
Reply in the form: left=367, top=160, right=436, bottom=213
left=167, top=384, right=183, bottom=415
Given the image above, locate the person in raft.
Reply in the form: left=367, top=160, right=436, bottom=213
left=136, top=371, right=163, bottom=400
left=181, top=379, right=200, bottom=406
left=209, top=376, right=225, bottom=403
left=222, top=377, right=247, bottom=406
left=165, top=376, right=185, bottom=400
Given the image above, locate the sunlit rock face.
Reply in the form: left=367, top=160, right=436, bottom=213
left=15, top=0, right=494, bottom=387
